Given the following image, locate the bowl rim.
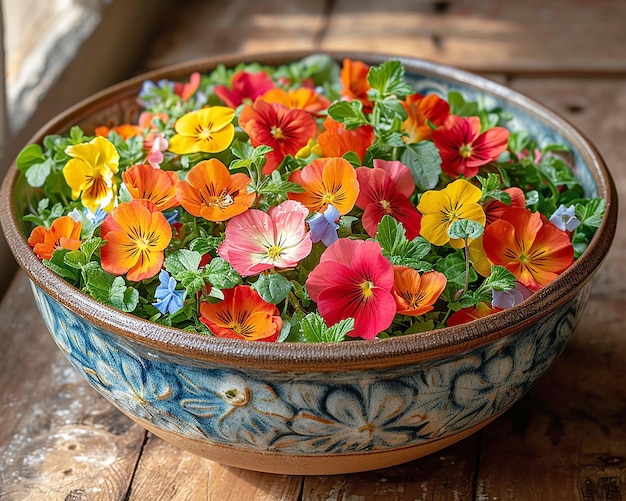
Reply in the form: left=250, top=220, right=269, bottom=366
left=0, top=50, right=618, bottom=371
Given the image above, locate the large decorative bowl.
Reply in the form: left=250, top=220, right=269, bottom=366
left=0, top=52, right=617, bottom=475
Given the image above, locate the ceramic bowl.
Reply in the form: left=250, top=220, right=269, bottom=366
left=0, top=52, right=617, bottom=475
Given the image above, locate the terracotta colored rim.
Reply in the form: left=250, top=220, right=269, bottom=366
left=0, top=51, right=618, bottom=371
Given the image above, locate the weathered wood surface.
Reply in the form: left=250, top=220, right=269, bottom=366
left=2, top=0, right=626, bottom=499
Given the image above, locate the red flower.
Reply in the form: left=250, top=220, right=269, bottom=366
left=355, top=159, right=422, bottom=238
left=447, top=302, right=502, bottom=326
left=317, top=117, right=374, bottom=163
left=340, top=58, right=374, bottom=113
left=239, top=100, right=317, bottom=174
left=482, top=187, right=526, bottom=225
left=401, top=93, right=450, bottom=143
left=214, top=71, right=275, bottom=108
left=432, top=115, right=509, bottom=179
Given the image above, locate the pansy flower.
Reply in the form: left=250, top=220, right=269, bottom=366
left=261, top=87, right=330, bottom=115
left=401, top=93, right=450, bottom=143
left=100, top=200, right=172, bottom=282
left=168, top=106, right=236, bottom=155
left=355, top=159, right=422, bottom=239
left=95, top=123, right=142, bottom=140
left=483, top=207, right=574, bottom=291
left=432, top=115, right=510, bottom=179
left=122, top=163, right=180, bottom=211
left=218, top=200, right=312, bottom=276
left=340, top=58, right=374, bottom=113
left=28, top=216, right=83, bottom=260
left=447, top=302, right=502, bottom=326
left=199, top=285, right=282, bottom=342
left=317, top=117, right=375, bottom=163
left=63, top=136, right=119, bottom=213
left=288, top=157, right=359, bottom=215
left=176, top=159, right=255, bottom=222
left=305, top=238, right=396, bottom=340
left=417, top=178, right=486, bottom=248
left=482, top=187, right=526, bottom=225
left=392, top=266, right=447, bottom=317
left=214, top=70, right=275, bottom=108
left=239, top=99, right=318, bottom=174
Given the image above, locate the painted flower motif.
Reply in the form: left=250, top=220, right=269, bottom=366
left=214, top=70, right=275, bottom=108
left=549, top=204, right=581, bottom=232
left=482, top=187, right=526, bottom=225
left=260, top=87, right=330, bottom=115
left=168, top=106, right=236, bottom=154
left=239, top=99, right=318, bottom=174
left=100, top=200, right=172, bottom=282
left=63, top=136, right=119, bottom=212
left=176, top=159, right=255, bottom=222
left=401, top=93, right=450, bottom=143
left=199, top=285, right=282, bottom=341
left=483, top=207, right=575, bottom=291
left=447, top=302, right=502, bottom=326
left=340, top=58, right=374, bottom=113
left=355, top=159, right=422, bottom=239
left=431, top=115, right=510, bottom=179
left=305, top=238, right=396, bottom=340
left=317, top=117, right=375, bottom=163
left=153, top=270, right=186, bottom=315
left=307, top=205, right=340, bottom=246
left=392, top=266, right=447, bottom=317
left=417, top=178, right=486, bottom=248
left=218, top=200, right=312, bottom=276
left=122, top=163, right=180, bottom=211
left=28, top=216, right=82, bottom=260
left=288, top=157, right=359, bottom=215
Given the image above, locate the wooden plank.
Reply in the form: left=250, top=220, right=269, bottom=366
left=128, top=433, right=304, bottom=500
left=0, top=272, right=146, bottom=500
left=143, top=0, right=326, bottom=70
left=321, top=0, right=626, bottom=75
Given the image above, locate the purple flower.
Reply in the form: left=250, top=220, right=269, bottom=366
left=549, top=204, right=581, bottom=232
left=307, top=205, right=340, bottom=246
left=492, top=282, right=533, bottom=309
left=153, top=270, right=186, bottom=315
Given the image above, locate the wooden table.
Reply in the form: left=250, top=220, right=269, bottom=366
left=2, top=1, right=626, bottom=499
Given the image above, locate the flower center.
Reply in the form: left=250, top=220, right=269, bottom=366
left=360, top=280, right=375, bottom=298
left=459, top=143, right=473, bottom=158
left=380, top=199, right=392, bottom=213
left=267, top=245, right=282, bottom=259
left=271, top=126, right=284, bottom=139
left=206, top=191, right=235, bottom=209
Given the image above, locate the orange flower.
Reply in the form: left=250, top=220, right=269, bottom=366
left=261, top=87, right=330, bottom=115
left=447, top=302, right=502, bottom=326
left=392, top=266, right=447, bottom=317
left=122, top=164, right=180, bottom=211
left=176, top=159, right=255, bottom=222
left=100, top=200, right=172, bottom=282
left=28, top=216, right=82, bottom=260
left=401, top=93, right=450, bottom=143
left=340, top=58, right=374, bottom=113
left=317, top=117, right=375, bottom=163
left=95, top=124, right=142, bottom=139
left=288, top=157, right=359, bottom=215
left=199, top=285, right=282, bottom=341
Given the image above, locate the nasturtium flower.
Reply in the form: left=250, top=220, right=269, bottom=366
left=549, top=204, right=581, bottom=232
left=305, top=238, right=396, bottom=340
left=355, top=159, right=422, bottom=239
left=307, top=205, right=340, bottom=246
left=218, top=200, right=312, bottom=276
left=483, top=187, right=526, bottom=225
left=122, top=164, right=180, bottom=211
left=214, top=70, right=275, bottom=108
left=153, top=270, right=186, bottom=315
left=176, top=159, right=255, bottom=222
left=483, top=207, right=574, bottom=292
left=317, top=117, right=375, bottom=163
left=401, top=93, right=450, bottom=143
left=340, top=58, right=374, bottom=113
left=431, top=115, right=510, bottom=179
left=168, top=106, right=236, bottom=155
left=100, top=200, right=172, bottom=282
left=28, top=216, right=82, bottom=260
left=417, top=178, right=486, bottom=248
left=199, top=285, right=282, bottom=342
left=447, top=302, right=502, bottom=327
left=288, top=157, right=359, bottom=215
left=391, top=266, right=447, bottom=317
left=63, top=136, right=120, bottom=213
left=239, top=99, right=317, bottom=174
left=261, top=87, right=330, bottom=115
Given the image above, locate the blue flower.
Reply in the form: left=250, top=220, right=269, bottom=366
left=549, top=204, right=581, bottom=232
left=307, top=205, right=340, bottom=246
left=153, top=270, right=186, bottom=315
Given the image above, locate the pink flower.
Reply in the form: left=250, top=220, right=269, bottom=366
left=306, top=239, right=396, bottom=340
left=214, top=70, right=275, bottom=108
left=218, top=200, right=312, bottom=276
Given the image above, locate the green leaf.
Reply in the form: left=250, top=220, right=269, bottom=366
left=252, top=273, right=293, bottom=304
left=203, top=257, right=241, bottom=289
left=575, top=198, right=605, bottom=228
left=25, top=158, right=55, bottom=187
left=482, top=265, right=517, bottom=292
left=165, top=249, right=202, bottom=275
left=82, top=262, right=117, bottom=303
left=448, top=219, right=484, bottom=240
left=300, top=312, right=354, bottom=343
left=436, top=252, right=476, bottom=286
left=367, top=60, right=414, bottom=100
left=327, top=101, right=368, bottom=129
left=16, top=144, right=45, bottom=173
left=64, top=250, right=87, bottom=269
left=376, top=215, right=406, bottom=255
left=80, top=237, right=104, bottom=262
left=109, top=277, right=139, bottom=312
left=400, top=142, right=442, bottom=190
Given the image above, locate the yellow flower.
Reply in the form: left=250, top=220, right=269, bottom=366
left=168, top=106, right=236, bottom=154
left=63, top=136, right=119, bottom=212
left=417, top=178, right=486, bottom=248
